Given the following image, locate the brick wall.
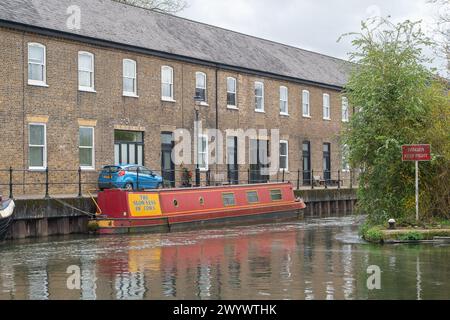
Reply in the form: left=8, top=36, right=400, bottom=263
left=0, top=27, right=352, bottom=196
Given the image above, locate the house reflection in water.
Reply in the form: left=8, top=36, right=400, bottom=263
left=1, top=217, right=450, bottom=300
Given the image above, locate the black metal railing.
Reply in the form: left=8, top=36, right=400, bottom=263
left=0, top=167, right=357, bottom=199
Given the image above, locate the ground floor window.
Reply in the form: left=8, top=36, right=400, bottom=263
left=29, top=123, right=46, bottom=169
left=114, top=130, right=144, bottom=165
left=198, top=134, right=208, bottom=171
left=342, top=144, right=350, bottom=171
left=323, top=143, right=331, bottom=182
left=79, top=127, right=94, bottom=169
left=279, top=140, right=289, bottom=171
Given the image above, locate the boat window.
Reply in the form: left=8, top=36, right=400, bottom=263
left=199, top=197, right=205, bottom=205
left=246, top=191, right=259, bottom=203
left=173, top=199, right=178, bottom=207
left=270, top=189, right=283, bottom=201
left=222, top=193, right=236, bottom=207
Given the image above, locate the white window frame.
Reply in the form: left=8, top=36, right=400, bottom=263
left=198, top=134, right=209, bottom=171
left=79, top=126, right=95, bottom=170
left=342, top=97, right=349, bottom=122
left=227, top=77, right=237, bottom=109
left=255, top=81, right=265, bottom=112
left=78, top=51, right=95, bottom=92
left=28, top=123, right=47, bottom=170
left=279, top=140, right=289, bottom=172
left=28, top=43, right=48, bottom=87
left=280, top=86, right=289, bottom=116
left=123, top=59, right=138, bottom=97
left=342, top=144, right=350, bottom=172
left=323, top=93, right=331, bottom=120
left=195, top=72, right=207, bottom=105
left=302, top=90, right=310, bottom=117
left=161, top=66, right=174, bottom=101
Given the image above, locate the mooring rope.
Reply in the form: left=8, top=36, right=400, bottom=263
left=49, top=197, right=97, bottom=218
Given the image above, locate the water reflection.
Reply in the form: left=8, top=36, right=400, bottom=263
left=0, top=216, right=449, bottom=300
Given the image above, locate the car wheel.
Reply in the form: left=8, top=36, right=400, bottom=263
left=124, top=182, right=134, bottom=191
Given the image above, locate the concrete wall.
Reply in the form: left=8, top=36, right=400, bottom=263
left=6, top=197, right=96, bottom=239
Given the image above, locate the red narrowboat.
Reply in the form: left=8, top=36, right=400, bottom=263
left=90, top=182, right=306, bottom=234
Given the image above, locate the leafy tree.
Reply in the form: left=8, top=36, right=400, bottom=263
left=113, top=0, right=188, bottom=14
left=428, top=0, right=449, bottom=76
left=340, top=18, right=450, bottom=225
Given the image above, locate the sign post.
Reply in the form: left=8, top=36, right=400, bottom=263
left=402, top=144, right=431, bottom=221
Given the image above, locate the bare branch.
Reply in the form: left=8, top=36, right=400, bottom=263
left=113, top=0, right=188, bottom=14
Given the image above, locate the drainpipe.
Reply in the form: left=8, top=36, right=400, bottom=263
left=215, top=67, right=219, bottom=176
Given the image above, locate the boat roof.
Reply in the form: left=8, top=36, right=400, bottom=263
left=141, top=182, right=295, bottom=193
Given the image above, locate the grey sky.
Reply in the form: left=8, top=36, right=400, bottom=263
left=180, top=0, right=445, bottom=72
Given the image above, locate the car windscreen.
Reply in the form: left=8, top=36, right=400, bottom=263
left=101, top=166, right=121, bottom=173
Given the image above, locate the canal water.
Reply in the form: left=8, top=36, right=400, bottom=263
left=0, top=215, right=449, bottom=300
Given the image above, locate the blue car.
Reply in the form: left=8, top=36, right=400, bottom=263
left=98, top=165, right=163, bottom=191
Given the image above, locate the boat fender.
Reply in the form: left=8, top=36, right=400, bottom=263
left=0, top=200, right=15, bottom=219
left=295, top=197, right=304, bottom=203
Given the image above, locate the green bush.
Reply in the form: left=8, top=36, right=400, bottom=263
left=398, top=231, right=424, bottom=241
left=340, top=18, right=450, bottom=224
left=363, top=227, right=384, bottom=243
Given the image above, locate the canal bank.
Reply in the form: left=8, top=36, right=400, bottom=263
left=4, top=189, right=357, bottom=240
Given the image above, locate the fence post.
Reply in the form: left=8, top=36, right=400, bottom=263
left=206, top=170, right=211, bottom=186
left=195, top=168, right=200, bottom=187
left=311, top=169, right=314, bottom=190
left=248, top=168, right=250, bottom=184
left=136, top=166, right=140, bottom=191
left=78, top=167, right=82, bottom=197
left=338, top=170, right=341, bottom=189
left=282, top=169, right=285, bottom=183
left=297, top=169, right=300, bottom=190
left=9, top=166, right=13, bottom=199
left=45, top=167, right=49, bottom=198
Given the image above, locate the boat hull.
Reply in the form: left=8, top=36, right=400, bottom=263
left=94, top=206, right=304, bottom=235
left=92, top=183, right=306, bottom=235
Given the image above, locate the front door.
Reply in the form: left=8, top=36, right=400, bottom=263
left=323, top=143, right=331, bottom=183
left=303, top=141, right=311, bottom=185
left=227, top=136, right=239, bottom=184
left=161, top=132, right=175, bottom=187
left=249, top=139, right=269, bottom=184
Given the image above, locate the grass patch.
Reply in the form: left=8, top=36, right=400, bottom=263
left=397, top=231, right=424, bottom=241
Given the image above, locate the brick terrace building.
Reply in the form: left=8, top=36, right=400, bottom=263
left=0, top=0, right=354, bottom=195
